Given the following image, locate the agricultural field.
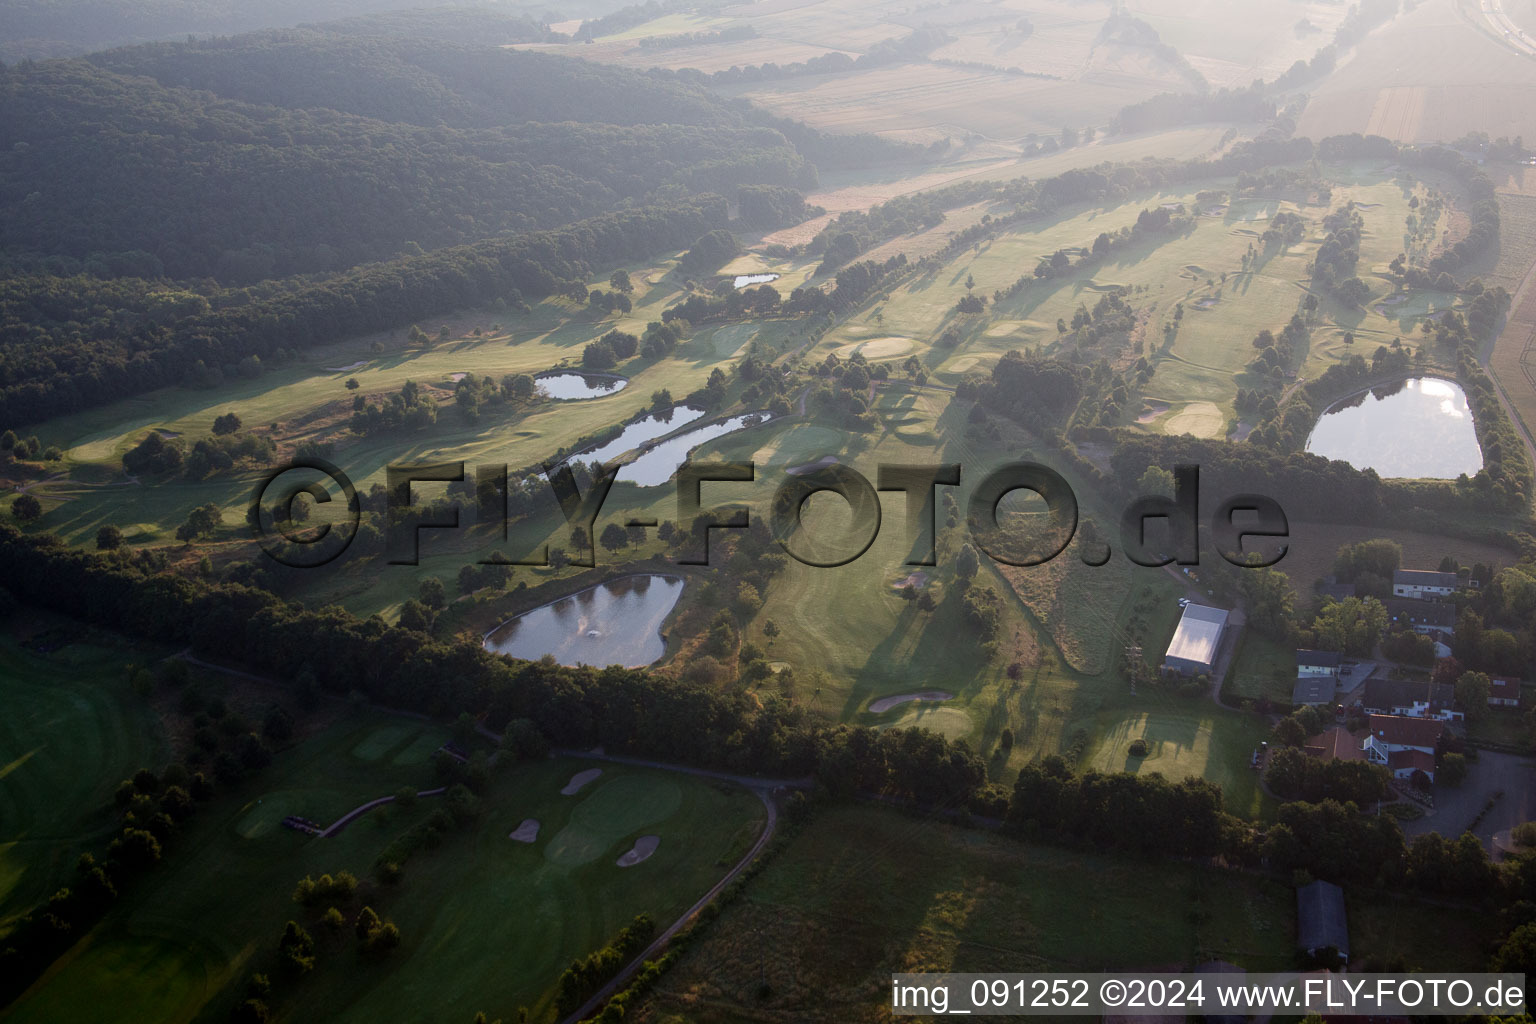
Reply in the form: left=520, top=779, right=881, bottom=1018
left=2, top=716, right=766, bottom=1024
left=626, top=804, right=1302, bottom=1023
left=1297, top=0, right=1536, bottom=143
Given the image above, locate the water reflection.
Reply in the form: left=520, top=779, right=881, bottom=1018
left=483, top=575, right=684, bottom=667
left=1305, top=377, right=1482, bottom=479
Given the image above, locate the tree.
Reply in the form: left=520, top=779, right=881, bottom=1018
left=280, top=920, right=316, bottom=974
left=419, top=577, right=447, bottom=611
left=0, top=429, right=14, bottom=451
left=1136, top=465, right=1176, bottom=499
left=762, top=619, right=780, bottom=644
left=1455, top=671, right=1492, bottom=721
left=345, top=378, right=360, bottom=390
left=11, top=494, right=41, bottom=523
left=96, top=524, right=123, bottom=550
left=599, top=522, right=628, bottom=554
left=955, top=544, right=979, bottom=585
left=398, top=599, right=432, bottom=632
left=609, top=270, right=633, bottom=293
left=175, top=503, right=222, bottom=541
left=212, top=412, right=242, bottom=435
left=1439, top=752, right=1468, bottom=786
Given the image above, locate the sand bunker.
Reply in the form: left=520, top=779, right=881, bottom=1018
left=1165, top=401, right=1225, bottom=439
left=324, top=360, right=368, bottom=373
left=561, top=768, right=603, bottom=795
left=1194, top=297, right=1219, bottom=309
left=949, top=355, right=983, bottom=372
left=892, top=570, right=930, bottom=590
left=509, top=818, right=540, bottom=843
left=1137, top=400, right=1170, bottom=423
left=449, top=371, right=468, bottom=382
left=832, top=337, right=913, bottom=360
left=786, top=454, right=841, bottom=476
left=868, top=690, right=954, bottom=714
left=616, top=835, right=660, bottom=867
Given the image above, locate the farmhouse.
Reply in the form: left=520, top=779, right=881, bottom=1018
left=1296, top=649, right=1342, bottom=677
left=1292, top=675, right=1338, bottom=707
left=1296, top=880, right=1349, bottom=963
left=1384, top=598, right=1455, bottom=637
left=1363, top=714, right=1444, bottom=780
left=1360, top=678, right=1461, bottom=721
left=1162, top=603, right=1229, bottom=676
left=1490, top=677, right=1523, bottom=709
left=1392, top=569, right=1460, bottom=600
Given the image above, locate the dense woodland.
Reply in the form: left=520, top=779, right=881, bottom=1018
left=0, top=53, right=812, bottom=281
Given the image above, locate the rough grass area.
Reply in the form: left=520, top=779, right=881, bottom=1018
left=628, top=805, right=1297, bottom=1024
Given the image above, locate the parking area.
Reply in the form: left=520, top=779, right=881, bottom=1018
left=1402, top=750, right=1536, bottom=845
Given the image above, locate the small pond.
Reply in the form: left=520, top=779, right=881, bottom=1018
left=733, top=273, right=780, bottom=288
left=536, top=372, right=628, bottom=400
left=1304, top=376, right=1483, bottom=479
left=573, top=406, right=707, bottom=467
left=618, top=412, right=773, bottom=487
left=483, top=575, right=684, bottom=668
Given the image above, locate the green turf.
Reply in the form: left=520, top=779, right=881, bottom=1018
left=3, top=714, right=765, bottom=1024
left=0, top=632, right=168, bottom=932
left=544, top=774, right=684, bottom=866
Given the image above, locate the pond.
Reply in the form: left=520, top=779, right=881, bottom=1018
left=536, top=371, right=627, bottom=400
left=733, top=273, right=780, bottom=288
left=572, top=405, right=707, bottom=467
left=1304, top=377, right=1483, bottom=479
left=483, top=575, right=685, bottom=668
left=618, top=412, right=773, bottom=487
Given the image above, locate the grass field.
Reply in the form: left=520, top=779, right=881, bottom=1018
left=3, top=721, right=765, bottom=1024
left=628, top=804, right=1299, bottom=1023
left=0, top=629, right=168, bottom=935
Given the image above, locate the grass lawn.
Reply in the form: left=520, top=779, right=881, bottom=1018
left=1225, top=630, right=1299, bottom=704
left=1081, top=698, right=1277, bottom=819
left=628, top=804, right=1298, bottom=1023
left=3, top=721, right=765, bottom=1024
left=0, top=629, right=169, bottom=933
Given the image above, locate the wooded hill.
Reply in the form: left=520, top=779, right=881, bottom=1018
left=0, top=46, right=814, bottom=281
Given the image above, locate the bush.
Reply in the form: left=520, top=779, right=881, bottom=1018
left=1128, top=739, right=1149, bottom=757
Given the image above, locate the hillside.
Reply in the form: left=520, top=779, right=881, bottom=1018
left=0, top=53, right=811, bottom=281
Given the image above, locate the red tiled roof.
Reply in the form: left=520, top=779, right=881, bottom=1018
left=1368, top=714, right=1444, bottom=748
left=1305, top=725, right=1367, bottom=762
left=1388, top=749, right=1436, bottom=773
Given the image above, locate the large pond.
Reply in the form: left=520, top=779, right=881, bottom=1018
left=572, top=405, right=707, bottom=466
left=537, top=372, right=627, bottom=400
left=618, top=412, right=773, bottom=487
left=1304, top=377, right=1483, bottom=479
left=483, top=575, right=685, bottom=667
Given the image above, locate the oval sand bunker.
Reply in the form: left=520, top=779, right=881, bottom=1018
left=868, top=690, right=953, bottom=714
left=562, top=768, right=603, bottom=795
left=617, top=835, right=660, bottom=867
left=509, top=818, right=540, bottom=843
